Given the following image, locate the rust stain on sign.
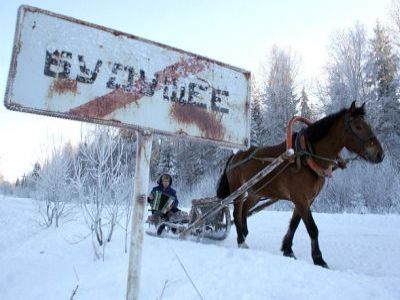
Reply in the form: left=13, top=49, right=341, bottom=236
left=49, top=78, right=78, bottom=96
left=155, top=57, right=209, bottom=86
left=169, top=103, right=225, bottom=140
left=69, top=88, right=138, bottom=118
left=68, top=57, right=210, bottom=118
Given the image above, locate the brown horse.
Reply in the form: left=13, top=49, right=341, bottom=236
left=216, top=101, right=384, bottom=268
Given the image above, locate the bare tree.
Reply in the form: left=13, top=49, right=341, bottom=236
left=323, top=23, right=368, bottom=113
left=34, top=145, right=73, bottom=228
left=72, top=126, right=127, bottom=260
left=388, top=0, right=400, bottom=49
left=114, top=166, right=134, bottom=253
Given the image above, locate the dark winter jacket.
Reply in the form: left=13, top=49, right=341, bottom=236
left=148, top=184, right=179, bottom=213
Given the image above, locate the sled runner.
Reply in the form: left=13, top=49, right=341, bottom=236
left=146, top=196, right=231, bottom=240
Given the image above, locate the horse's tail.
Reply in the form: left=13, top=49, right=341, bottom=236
left=216, top=155, right=234, bottom=199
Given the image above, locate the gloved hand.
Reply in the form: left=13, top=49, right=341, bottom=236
left=337, top=157, right=347, bottom=169
left=147, top=193, right=154, bottom=204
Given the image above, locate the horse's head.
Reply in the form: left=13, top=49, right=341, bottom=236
left=343, top=101, right=384, bottom=164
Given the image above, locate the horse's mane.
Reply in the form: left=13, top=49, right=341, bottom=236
left=305, top=105, right=365, bottom=143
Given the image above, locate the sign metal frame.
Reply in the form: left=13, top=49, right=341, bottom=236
left=5, top=5, right=251, bottom=149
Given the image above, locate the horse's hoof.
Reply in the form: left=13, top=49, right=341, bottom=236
left=320, top=262, right=329, bottom=269
left=313, top=255, right=329, bottom=269
left=238, top=242, right=249, bottom=249
left=283, top=251, right=297, bottom=260
left=315, top=262, right=329, bottom=269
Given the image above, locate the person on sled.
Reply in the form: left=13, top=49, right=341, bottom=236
left=148, top=173, right=180, bottom=220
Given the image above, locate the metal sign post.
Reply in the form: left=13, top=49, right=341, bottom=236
left=126, top=130, right=153, bottom=300
left=4, top=6, right=251, bottom=299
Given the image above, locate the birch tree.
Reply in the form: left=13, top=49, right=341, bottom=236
left=34, top=146, right=72, bottom=228
left=73, top=126, right=127, bottom=260
left=324, top=23, right=368, bottom=113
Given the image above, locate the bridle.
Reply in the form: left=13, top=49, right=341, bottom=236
left=343, top=113, right=376, bottom=151
left=296, top=113, right=377, bottom=174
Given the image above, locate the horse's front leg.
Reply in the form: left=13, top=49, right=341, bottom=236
left=240, top=193, right=261, bottom=241
left=281, top=209, right=301, bottom=259
left=295, top=202, right=329, bottom=268
left=233, top=195, right=248, bottom=248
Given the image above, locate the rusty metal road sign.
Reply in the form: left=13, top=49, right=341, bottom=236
left=4, top=5, right=251, bottom=149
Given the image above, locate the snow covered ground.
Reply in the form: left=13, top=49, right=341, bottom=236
left=0, top=195, right=399, bottom=300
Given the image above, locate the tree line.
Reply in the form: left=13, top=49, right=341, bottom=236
left=2, top=2, right=400, bottom=217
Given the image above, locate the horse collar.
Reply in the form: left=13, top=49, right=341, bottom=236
left=295, top=130, right=333, bottom=177
left=287, top=116, right=333, bottom=178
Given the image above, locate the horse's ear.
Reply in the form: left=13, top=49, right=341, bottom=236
left=349, top=101, right=356, bottom=114
left=361, top=102, right=366, bottom=109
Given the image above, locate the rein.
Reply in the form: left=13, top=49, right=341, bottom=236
left=296, top=149, right=359, bottom=167
left=226, top=148, right=276, bottom=171
left=248, top=160, right=291, bottom=197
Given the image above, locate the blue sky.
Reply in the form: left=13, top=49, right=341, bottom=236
left=0, top=0, right=387, bottom=182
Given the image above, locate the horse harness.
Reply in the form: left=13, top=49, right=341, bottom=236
left=223, top=112, right=369, bottom=211
left=292, top=114, right=374, bottom=176
left=228, top=116, right=350, bottom=180
left=292, top=128, right=345, bottom=177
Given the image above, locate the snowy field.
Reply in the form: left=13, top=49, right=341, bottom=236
left=0, top=195, right=399, bottom=300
